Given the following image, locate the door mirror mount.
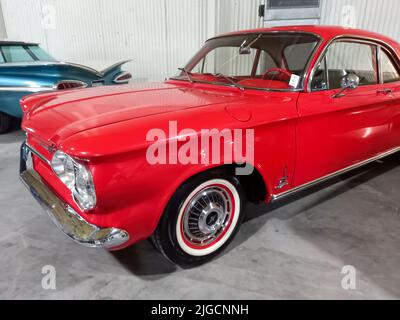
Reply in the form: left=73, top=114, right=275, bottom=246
left=332, top=73, right=360, bottom=98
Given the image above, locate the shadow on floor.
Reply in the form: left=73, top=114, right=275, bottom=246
left=110, top=240, right=178, bottom=277
left=237, top=152, right=400, bottom=298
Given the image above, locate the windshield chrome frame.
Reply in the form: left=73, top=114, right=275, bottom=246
left=170, top=31, right=323, bottom=92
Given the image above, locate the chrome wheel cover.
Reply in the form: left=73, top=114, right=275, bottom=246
left=182, top=186, right=233, bottom=246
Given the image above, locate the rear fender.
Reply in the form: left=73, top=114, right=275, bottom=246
left=101, top=60, right=132, bottom=84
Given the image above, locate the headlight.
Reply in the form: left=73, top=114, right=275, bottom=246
left=51, top=151, right=97, bottom=211
left=51, top=151, right=75, bottom=188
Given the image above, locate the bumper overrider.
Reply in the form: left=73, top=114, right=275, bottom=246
left=19, top=142, right=129, bottom=249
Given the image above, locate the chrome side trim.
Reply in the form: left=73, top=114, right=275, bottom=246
left=0, top=86, right=53, bottom=92
left=271, top=146, right=400, bottom=202
left=0, top=61, right=60, bottom=67
left=25, top=143, right=51, bottom=166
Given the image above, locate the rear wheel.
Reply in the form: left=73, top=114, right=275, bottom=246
left=152, top=170, right=245, bottom=267
left=0, top=112, right=12, bottom=134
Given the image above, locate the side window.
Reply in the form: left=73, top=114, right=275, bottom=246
left=380, top=50, right=400, bottom=83
left=325, top=41, right=378, bottom=89
left=1, top=46, right=35, bottom=63
left=28, top=45, right=56, bottom=62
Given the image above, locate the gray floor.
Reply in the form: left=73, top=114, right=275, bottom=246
left=1, top=129, right=400, bottom=300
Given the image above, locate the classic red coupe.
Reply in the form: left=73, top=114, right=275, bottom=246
left=20, top=26, right=400, bottom=266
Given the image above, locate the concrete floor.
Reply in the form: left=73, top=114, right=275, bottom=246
left=1, top=129, right=400, bottom=300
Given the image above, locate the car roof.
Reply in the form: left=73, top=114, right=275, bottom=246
left=212, top=25, right=399, bottom=49
left=0, top=40, right=39, bottom=46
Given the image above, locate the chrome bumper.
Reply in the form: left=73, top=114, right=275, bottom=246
left=20, top=142, right=129, bottom=249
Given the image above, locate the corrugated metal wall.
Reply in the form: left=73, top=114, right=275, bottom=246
left=0, top=0, right=261, bottom=81
left=0, top=1, right=6, bottom=38
left=320, top=0, right=400, bottom=42
left=1, top=0, right=400, bottom=81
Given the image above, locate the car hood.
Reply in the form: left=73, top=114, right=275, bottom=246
left=21, top=82, right=244, bottom=144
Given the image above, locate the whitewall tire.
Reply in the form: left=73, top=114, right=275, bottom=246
left=152, top=170, right=246, bottom=267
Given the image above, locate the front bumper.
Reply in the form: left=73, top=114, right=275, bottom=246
left=20, top=142, right=129, bottom=249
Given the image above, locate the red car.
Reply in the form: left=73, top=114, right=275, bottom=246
left=20, top=26, right=400, bottom=266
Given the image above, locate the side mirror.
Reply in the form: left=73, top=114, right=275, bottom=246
left=333, top=73, right=360, bottom=98
left=341, top=73, right=360, bottom=89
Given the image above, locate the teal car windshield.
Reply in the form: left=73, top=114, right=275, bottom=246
left=0, top=45, right=56, bottom=63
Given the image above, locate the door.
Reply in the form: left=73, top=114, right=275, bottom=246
left=295, top=40, right=392, bottom=186
left=379, top=48, right=400, bottom=148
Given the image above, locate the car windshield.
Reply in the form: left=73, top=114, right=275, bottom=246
left=0, top=45, right=56, bottom=63
left=173, top=32, right=320, bottom=91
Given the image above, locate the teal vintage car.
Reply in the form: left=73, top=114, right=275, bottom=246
left=0, top=40, right=131, bottom=133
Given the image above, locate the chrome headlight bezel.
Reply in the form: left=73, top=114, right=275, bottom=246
left=51, top=150, right=97, bottom=211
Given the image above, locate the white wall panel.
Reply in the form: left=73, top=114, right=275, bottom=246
left=2, top=0, right=400, bottom=82
left=216, top=0, right=262, bottom=35
left=320, top=0, right=400, bottom=42
left=0, top=0, right=261, bottom=82
left=1, top=0, right=46, bottom=45
left=0, top=2, right=7, bottom=38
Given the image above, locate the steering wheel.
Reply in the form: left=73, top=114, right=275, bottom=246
left=262, top=68, right=292, bottom=81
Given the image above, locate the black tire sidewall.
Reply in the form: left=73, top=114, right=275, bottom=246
left=156, top=170, right=246, bottom=267
left=0, top=112, right=12, bottom=134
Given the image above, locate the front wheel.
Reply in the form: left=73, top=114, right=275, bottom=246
left=0, top=112, right=13, bottom=134
left=152, top=170, right=246, bottom=267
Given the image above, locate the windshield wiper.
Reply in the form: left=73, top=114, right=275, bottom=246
left=213, top=73, right=244, bottom=91
left=178, top=67, right=194, bottom=83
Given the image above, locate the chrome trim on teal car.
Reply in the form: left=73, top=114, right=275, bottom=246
left=0, top=86, right=53, bottom=92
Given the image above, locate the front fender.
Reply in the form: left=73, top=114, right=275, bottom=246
left=78, top=133, right=272, bottom=248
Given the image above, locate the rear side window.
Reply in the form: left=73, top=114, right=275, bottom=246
left=28, top=45, right=56, bottom=62
left=381, top=49, right=400, bottom=83
left=321, top=41, right=378, bottom=90
left=0, top=45, right=35, bottom=63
